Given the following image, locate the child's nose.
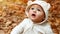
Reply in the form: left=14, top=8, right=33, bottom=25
left=33, top=10, right=36, bottom=13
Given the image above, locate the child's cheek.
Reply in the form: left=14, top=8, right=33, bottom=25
left=28, top=10, right=32, bottom=15
left=36, top=12, right=41, bottom=16
left=29, top=10, right=33, bottom=14
left=29, top=10, right=32, bottom=13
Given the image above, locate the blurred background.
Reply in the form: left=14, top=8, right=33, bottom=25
left=0, top=0, right=60, bottom=34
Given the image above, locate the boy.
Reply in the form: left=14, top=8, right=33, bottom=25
left=11, top=0, right=53, bottom=34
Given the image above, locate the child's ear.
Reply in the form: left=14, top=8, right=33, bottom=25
left=46, top=3, right=51, bottom=10
left=27, top=1, right=32, bottom=5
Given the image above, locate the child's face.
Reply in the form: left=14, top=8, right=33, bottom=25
left=28, top=4, right=45, bottom=23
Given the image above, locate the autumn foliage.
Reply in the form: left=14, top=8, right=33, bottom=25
left=45, top=0, right=60, bottom=34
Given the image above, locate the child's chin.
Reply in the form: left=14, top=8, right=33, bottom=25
left=31, top=18, right=37, bottom=20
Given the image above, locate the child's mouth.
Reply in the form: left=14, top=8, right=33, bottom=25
left=32, top=14, right=36, bottom=17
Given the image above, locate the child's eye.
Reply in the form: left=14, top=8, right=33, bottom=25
left=37, top=9, right=40, bottom=11
left=31, top=8, right=34, bottom=10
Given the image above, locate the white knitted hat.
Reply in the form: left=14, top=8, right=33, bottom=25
left=25, top=0, right=51, bottom=24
